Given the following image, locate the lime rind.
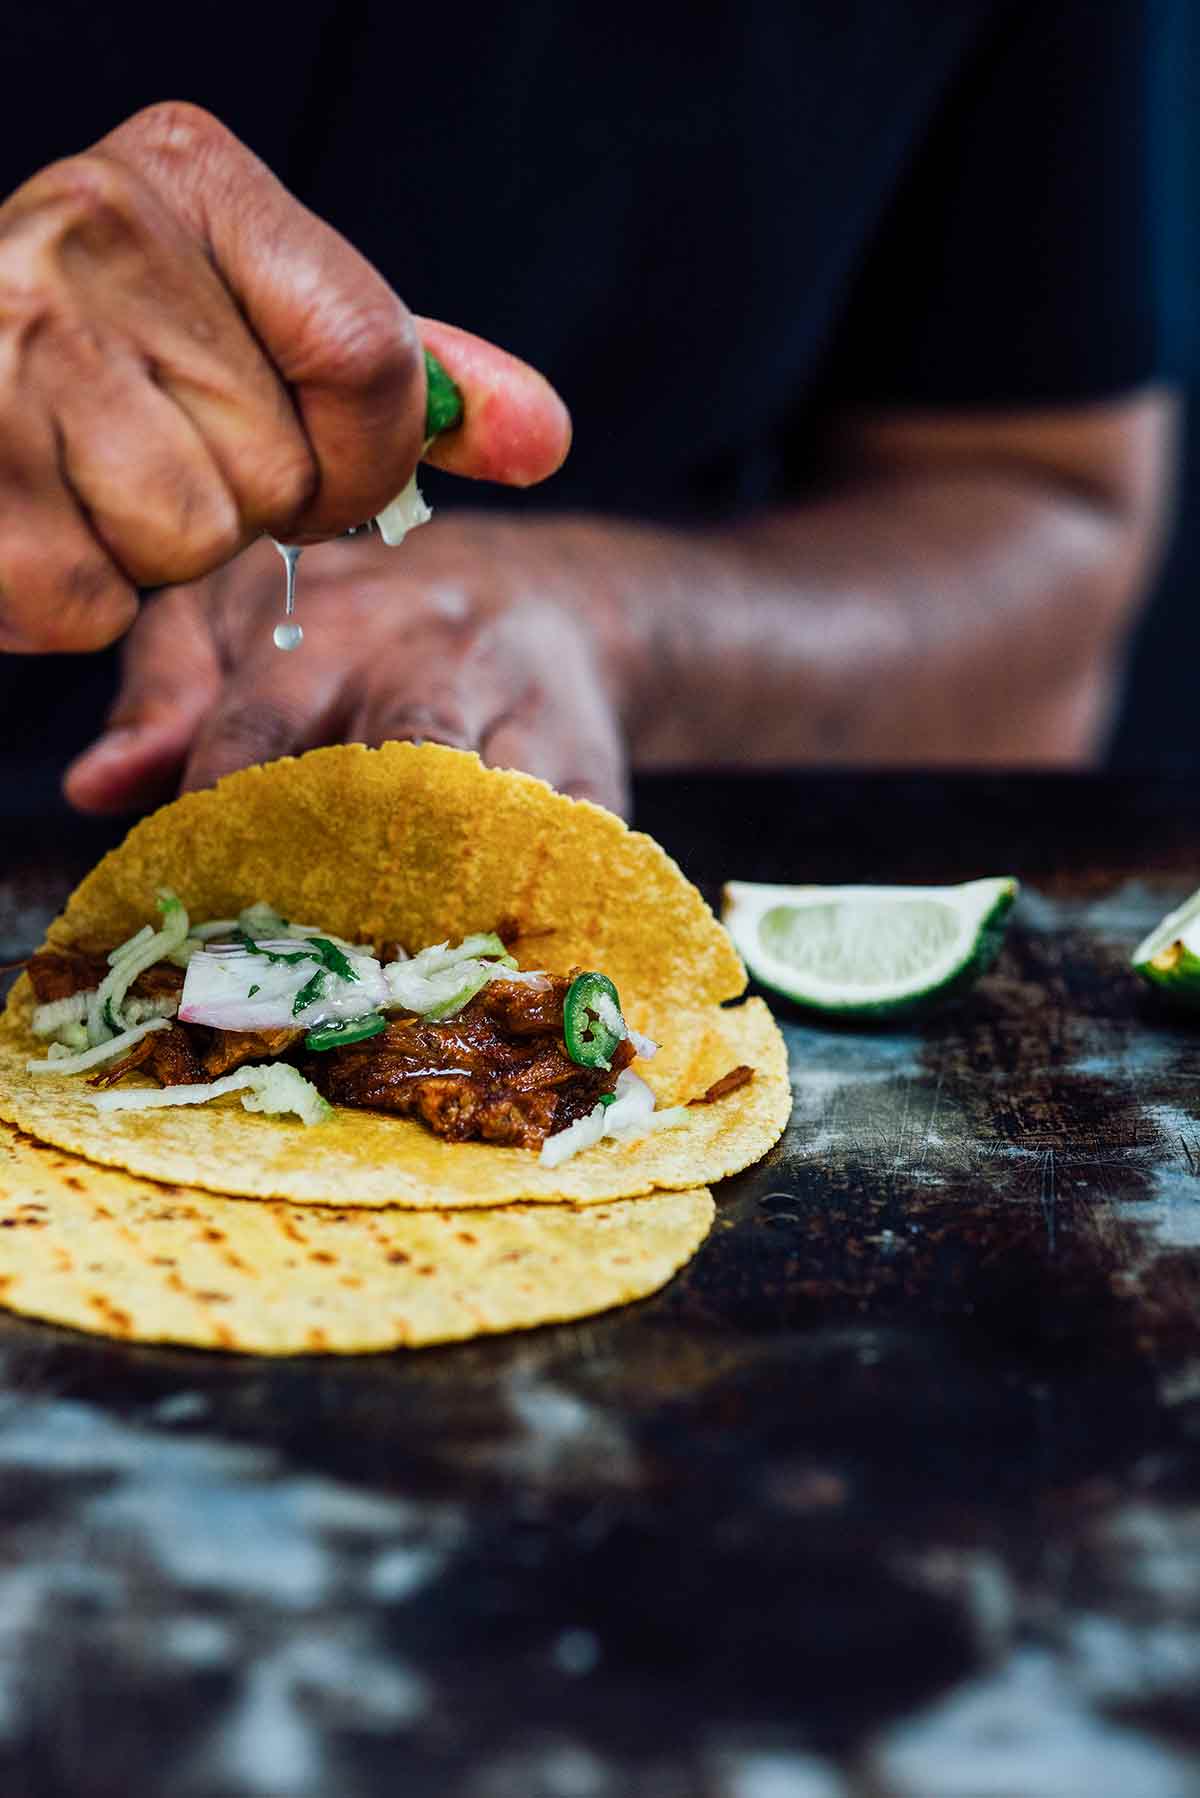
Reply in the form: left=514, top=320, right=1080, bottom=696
left=1131, top=884, right=1200, bottom=969
left=721, top=877, right=1018, bottom=1021
left=1132, top=885, right=1200, bottom=1004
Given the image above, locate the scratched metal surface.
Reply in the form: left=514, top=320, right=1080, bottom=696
left=1, top=773, right=1199, bottom=1798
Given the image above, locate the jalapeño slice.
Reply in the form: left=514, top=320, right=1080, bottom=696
left=563, top=972, right=624, bottom=1070
left=304, top=1015, right=388, bottom=1052
left=424, top=349, right=464, bottom=438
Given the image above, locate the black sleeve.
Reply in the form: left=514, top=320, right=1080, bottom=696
left=822, top=0, right=1197, bottom=411
left=0, top=5, right=327, bottom=201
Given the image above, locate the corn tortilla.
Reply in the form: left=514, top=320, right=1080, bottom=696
left=31, top=742, right=746, bottom=1008
left=0, top=744, right=790, bottom=1206
left=0, top=1124, right=715, bottom=1354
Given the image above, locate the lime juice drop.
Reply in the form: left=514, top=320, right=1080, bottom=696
left=271, top=542, right=304, bottom=651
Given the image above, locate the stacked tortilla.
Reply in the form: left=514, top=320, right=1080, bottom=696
left=0, top=744, right=790, bottom=1354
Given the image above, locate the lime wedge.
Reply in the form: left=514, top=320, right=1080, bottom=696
left=1132, top=887, right=1200, bottom=1003
left=722, top=876, right=1018, bottom=1020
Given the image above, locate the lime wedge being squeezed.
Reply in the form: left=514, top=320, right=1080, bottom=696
left=1132, top=887, right=1200, bottom=1003
left=722, top=876, right=1018, bottom=1021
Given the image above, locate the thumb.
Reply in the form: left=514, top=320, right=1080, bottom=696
left=416, top=317, right=572, bottom=488
left=63, top=585, right=221, bottom=814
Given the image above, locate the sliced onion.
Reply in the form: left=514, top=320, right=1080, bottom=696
left=106, top=925, right=154, bottom=966
left=601, top=1068, right=658, bottom=1138
left=31, top=992, right=94, bottom=1038
left=188, top=917, right=240, bottom=943
left=537, top=1070, right=688, bottom=1167
left=123, top=995, right=180, bottom=1026
left=405, top=935, right=510, bottom=977
left=238, top=901, right=288, bottom=938
left=90, top=1061, right=330, bottom=1126
left=179, top=946, right=388, bottom=1031
left=538, top=1102, right=607, bottom=1169
left=188, top=907, right=370, bottom=956
left=27, top=1018, right=169, bottom=1076
left=89, top=891, right=189, bottom=1046
left=165, top=940, right=203, bottom=968
left=384, top=954, right=500, bottom=1019
left=183, top=929, right=518, bottom=1032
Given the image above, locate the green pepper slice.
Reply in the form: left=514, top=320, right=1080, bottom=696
left=424, top=349, right=464, bottom=438
left=304, top=1014, right=388, bottom=1052
left=563, top=972, right=624, bottom=1070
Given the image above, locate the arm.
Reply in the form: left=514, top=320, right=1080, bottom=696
left=63, top=389, right=1177, bottom=821
left=608, top=389, right=1179, bottom=766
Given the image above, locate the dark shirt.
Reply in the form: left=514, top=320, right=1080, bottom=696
left=0, top=0, right=1191, bottom=805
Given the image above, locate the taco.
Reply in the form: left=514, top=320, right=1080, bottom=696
left=0, top=744, right=790, bottom=1208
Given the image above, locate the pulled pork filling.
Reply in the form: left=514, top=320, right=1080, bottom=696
left=26, top=954, right=633, bottom=1150
left=28, top=952, right=184, bottom=1006
left=306, top=980, right=636, bottom=1149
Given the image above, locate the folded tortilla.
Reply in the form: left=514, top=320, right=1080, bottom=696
left=0, top=743, right=790, bottom=1207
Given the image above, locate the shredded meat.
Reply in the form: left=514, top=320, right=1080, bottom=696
left=391, top=1076, right=563, bottom=1146
left=44, top=931, right=650, bottom=1152
left=128, top=962, right=186, bottom=1000
left=28, top=950, right=184, bottom=1005
left=691, top=1064, right=755, bottom=1105
left=89, top=1024, right=204, bottom=1090
left=149, top=1025, right=206, bottom=1086
left=88, top=1038, right=154, bottom=1089
left=28, top=952, right=106, bottom=1003
left=32, top=946, right=197, bottom=1089
left=306, top=994, right=635, bottom=1149
left=199, top=1027, right=304, bottom=1079
left=474, top=975, right=569, bottom=1037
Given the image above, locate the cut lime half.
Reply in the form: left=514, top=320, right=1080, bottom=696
left=722, top=877, right=1018, bottom=1021
left=1132, top=887, right=1200, bottom=1003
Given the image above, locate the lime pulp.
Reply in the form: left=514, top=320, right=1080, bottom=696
left=722, top=876, right=1018, bottom=1021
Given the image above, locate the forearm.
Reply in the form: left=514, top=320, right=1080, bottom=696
left=562, top=469, right=1156, bottom=768
left=64, top=424, right=1167, bottom=819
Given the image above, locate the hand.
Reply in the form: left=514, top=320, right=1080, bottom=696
left=63, top=521, right=633, bottom=816
left=0, top=104, right=569, bottom=655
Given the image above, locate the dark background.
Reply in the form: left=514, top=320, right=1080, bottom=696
left=1112, top=407, right=1200, bottom=767
left=1109, top=0, right=1200, bottom=766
